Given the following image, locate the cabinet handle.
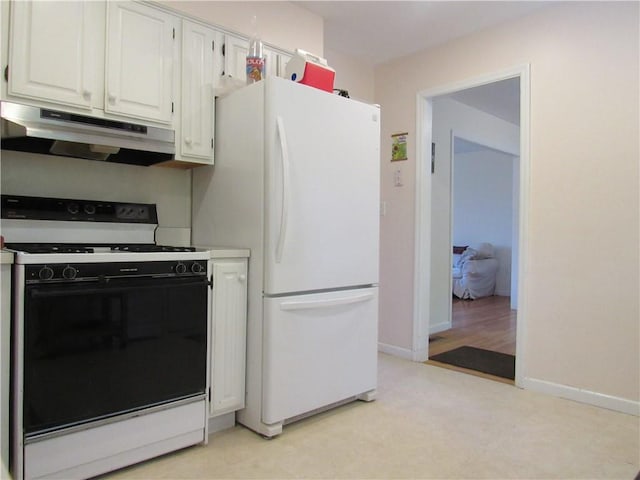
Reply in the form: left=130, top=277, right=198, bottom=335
left=185, top=137, right=192, bottom=145
left=238, top=274, right=246, bottom=282
left=108, top=93, right=117, bottom=105
left=83, top=90, right=92, bottom=101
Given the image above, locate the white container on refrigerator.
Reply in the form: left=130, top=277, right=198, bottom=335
left=192, top=77, right=380, bottom=437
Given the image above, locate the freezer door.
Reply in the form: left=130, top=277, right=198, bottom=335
left=264, top=78, right=380, bottom=295
left=262, top=288, right=378, bottom=425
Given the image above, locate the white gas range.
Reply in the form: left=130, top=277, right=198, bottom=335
left=1, top=194, right=211, bottom=480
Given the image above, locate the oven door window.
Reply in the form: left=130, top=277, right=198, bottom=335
left=23, top=276, right=208, bottom=436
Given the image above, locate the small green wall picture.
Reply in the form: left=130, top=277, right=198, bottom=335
left=391, top=132, right=408, bottom=161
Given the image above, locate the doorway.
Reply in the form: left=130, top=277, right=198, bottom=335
left=434, top=137, right=518, bottom=380
left=412, top=66, right=530, bottom=387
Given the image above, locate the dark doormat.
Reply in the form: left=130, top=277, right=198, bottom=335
left=430, top=346, right=515, bottom=380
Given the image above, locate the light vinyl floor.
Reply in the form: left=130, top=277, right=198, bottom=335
left=104, top=353, right=640, bottom=479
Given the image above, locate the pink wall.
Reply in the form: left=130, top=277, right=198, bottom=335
left=375, top=2, right=639, bottom=405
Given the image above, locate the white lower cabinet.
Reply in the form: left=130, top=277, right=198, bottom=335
left=209, top=257, right=248, bottom=417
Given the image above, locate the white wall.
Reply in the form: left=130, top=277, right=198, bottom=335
left=376, top=2, right=639, bottom=406
left=324, top=47, right=375, bottom=104
left=453, top=146, right=514, bottom=296
left=0, top=151, right=193, bottom=244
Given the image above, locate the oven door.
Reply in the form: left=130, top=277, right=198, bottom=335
left=22, top=274, right=208, bottom=437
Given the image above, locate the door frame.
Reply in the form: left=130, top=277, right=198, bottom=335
left=412, top=65, right=530, bottom=387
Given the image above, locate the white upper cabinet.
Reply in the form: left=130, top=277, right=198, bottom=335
left=179, top=20, right=217, bottom=164
left=105, top=1, right=177, bottom=123
left=222, top=34, right=249, bottom=83
left=262, top=48, right=277, bottom=79
left=7, top=1, right=177, bottom=125
left=4, top=0, right=294, bottom=168
left=221, top=35, right=292, bottom=84
left=8, top=1, right=103, bottom=109
left=264, top=47, right=292, bottom=79
left=276, top=52, right=293, bottom=79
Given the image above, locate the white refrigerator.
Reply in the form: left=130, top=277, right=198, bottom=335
left=192, top=77, right=380, bottom=437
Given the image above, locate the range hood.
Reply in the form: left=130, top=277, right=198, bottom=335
left=0, top=101, right=175, bottom=166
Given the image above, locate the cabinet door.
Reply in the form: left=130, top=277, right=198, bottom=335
left=263, top=47, right=292, bottom=79
left=263, top=48, right=277, bottom=79
left=222, top=34, right=249, bottom=83
left=210, top=259, right=248, bottom=417
left=8, top=1, right=103, bottom=109
left=180, top=20, right=215, bottom=164
left=105, top=1, right=176, bottom=123
left=277, top=52, right=292, bottom=79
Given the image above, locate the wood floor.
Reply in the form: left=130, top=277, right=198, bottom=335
left=427, top=295, right=517, bottom=382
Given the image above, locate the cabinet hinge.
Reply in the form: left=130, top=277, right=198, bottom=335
left=4, top=65, right=8, bottom=82
left=431, top=142, right=436, bottom=174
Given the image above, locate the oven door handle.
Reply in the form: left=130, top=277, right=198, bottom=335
left=28, top=277, right=208, bottom=298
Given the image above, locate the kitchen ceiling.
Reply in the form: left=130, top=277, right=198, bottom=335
left=294, top=1, right=550, bottom=66
left=294, top=1, right=535, bottom=124
left=448, top=77, right=520, bottom=125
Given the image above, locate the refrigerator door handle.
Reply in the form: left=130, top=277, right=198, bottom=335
left=275, top=116, right=291, bottom=264
left=279, top=292, right=374, bottom=311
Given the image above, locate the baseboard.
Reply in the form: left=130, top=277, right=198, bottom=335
left=429, top=321, right=450, bottom=335
left=378, top=342, right=413, bottom=360
left=522, top=377, right=640, bottom=416
left=207, top=412, right=235, bottom=435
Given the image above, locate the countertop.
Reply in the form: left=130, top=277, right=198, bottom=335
left=0, top=248, right=248, bottom=262
left=0, top=251, right=13, bottom=265
left=200, top=247, right=250, bottom=259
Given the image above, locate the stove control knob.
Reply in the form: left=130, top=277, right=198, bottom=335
left=67, top=203, right=80, bottom=215
left=38, top=266, right=55, bottom=281
left=62, top=265, right=78, bottom=280
left=191, top=262, right=204, bottom=274
left=175, top=262, right=187, bottom=274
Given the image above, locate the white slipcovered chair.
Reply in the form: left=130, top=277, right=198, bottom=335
left=452, top=243, right=499, bottom=299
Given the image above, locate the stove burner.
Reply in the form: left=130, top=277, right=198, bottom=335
left=6, top=243, right=196, bottom=254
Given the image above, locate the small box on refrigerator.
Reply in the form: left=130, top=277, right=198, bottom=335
left=285, top=49, right=335, bottom=93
